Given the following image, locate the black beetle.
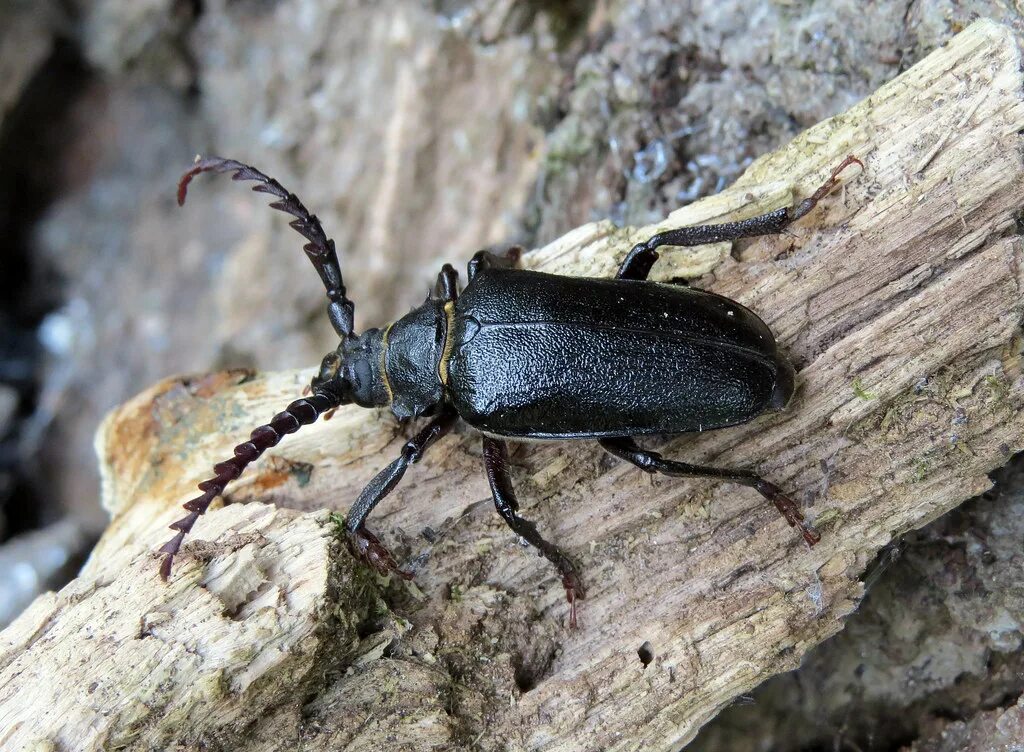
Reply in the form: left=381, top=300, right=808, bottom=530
left=159, top=154, right=861, bottom=625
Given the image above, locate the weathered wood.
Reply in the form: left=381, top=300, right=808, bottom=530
left=2, top=19, right=1023, bottom=752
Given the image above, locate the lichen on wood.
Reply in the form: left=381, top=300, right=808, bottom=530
left=1, top=19, right=1023, bottom=752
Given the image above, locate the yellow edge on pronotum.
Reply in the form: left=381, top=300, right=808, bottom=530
left=438, top=301, right=456, bottom=387
left=379, top=322, right=394, bottom=404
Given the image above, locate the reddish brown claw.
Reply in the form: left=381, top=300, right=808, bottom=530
left=791, top=154, right=864, bottom=220
left=348, top=528, right=415, bottom=580
left=799, top=524, right=822, bottom=546
left=562, top=571, right=586, bottom=629
left=755, top=480, right=820, bottom=547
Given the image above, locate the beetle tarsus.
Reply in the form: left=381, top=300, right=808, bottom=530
left=754, top=480, right=821, bottom=546
left=348, top=527, right=415, bottom=580
left=562, top=571, right=586, bottom=629
left=616, top=154, right=862, bottom=281
left=789, top=154, right=863, bottom=221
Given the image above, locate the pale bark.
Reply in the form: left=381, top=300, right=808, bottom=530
left=2, top=19, right=1023, bottom=752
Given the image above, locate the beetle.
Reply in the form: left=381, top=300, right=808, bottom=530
left=159, top=154, right=861, bottom=626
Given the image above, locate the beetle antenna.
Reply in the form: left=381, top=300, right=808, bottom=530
left=177, top=156, right=356, bottom=338
left=157, top=390, right=342, bottom=580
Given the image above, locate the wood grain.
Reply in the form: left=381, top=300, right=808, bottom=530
left=2, top=19, right=1022, bottom=752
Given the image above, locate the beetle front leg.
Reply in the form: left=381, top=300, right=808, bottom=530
left=481, top=436, right=586, bottom=627
left=617, top=155, right=862, bottom=281
left=345, top=407, right=459, bottom=577
left=599, top=436, right=820, bottom=546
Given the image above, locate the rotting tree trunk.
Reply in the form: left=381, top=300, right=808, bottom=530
left=2, top=19, right=1023, bottom=752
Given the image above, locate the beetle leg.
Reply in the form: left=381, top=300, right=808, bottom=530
left=345, top=407, right=459, bottom=578
left=434, top=263, right=459, bottom=302
left=617, top=155, right=863, bottom=280
left=481, top=436, right=586, bottom=628
left=599, top=437, right=820, bottom=546
left=467, top=245, right=523, bottom=282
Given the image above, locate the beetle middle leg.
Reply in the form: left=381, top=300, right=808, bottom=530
left=345, top=407, right=459, bottom=577
left=617, top=155, right=862, bottom=281
left=482, top=436, right=586, bottom=627
left=599, top=436, right=820, bottom=546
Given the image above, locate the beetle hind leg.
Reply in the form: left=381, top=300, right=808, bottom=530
left=482, top=437, right=585, bottom=628
left=600, top=436, right=820, bottom=546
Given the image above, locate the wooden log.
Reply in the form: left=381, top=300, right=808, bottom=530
left=2, top=19, right=1023, bottom=752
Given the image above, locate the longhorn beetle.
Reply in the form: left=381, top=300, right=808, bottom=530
left=160, top=154, right=862, bottom=626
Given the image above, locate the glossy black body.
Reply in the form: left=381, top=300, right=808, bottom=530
left=363, top=264, right=794, bottom=438
left=446, top=268, right=793, bottom=438
left=163, top=154, right=858, bottom=612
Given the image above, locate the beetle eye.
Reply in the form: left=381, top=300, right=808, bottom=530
left=316, top=352, right=341, bottom=384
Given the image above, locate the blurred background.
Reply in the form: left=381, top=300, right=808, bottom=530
left=1, top=1, right=1022, bottom=749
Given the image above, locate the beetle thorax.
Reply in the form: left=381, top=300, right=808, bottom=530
left=378, top=299, right=447, bottom=420
left=310, top=298, right=448, bottom=419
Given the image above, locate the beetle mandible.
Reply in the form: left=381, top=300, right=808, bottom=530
left=159, top=154, right=862, bottom=626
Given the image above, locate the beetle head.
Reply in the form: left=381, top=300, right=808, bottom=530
left=310, top=330, right=390, bottom=409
